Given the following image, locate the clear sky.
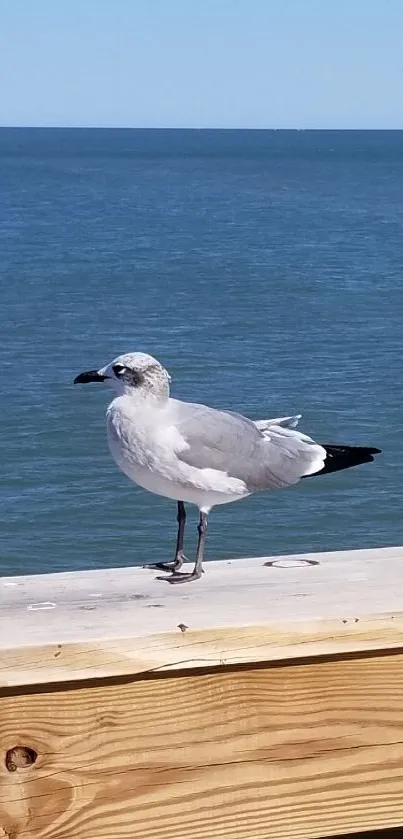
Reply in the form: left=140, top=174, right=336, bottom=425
left=1, top=0, right=402, bottom=129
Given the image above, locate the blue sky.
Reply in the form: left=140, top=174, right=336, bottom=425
left=1, top=0, right=402, bottom=128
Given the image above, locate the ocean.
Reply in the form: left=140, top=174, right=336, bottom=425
left=0, top=128, right=401, bottom=577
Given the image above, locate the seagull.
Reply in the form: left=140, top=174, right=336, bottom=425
left=74, top=352, right=381, bottom=584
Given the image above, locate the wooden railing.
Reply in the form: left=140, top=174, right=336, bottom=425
left=1, top=546, right=403, bottom=838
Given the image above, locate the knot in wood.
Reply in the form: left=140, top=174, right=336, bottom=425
left=5, top=746, right=37, bottom=772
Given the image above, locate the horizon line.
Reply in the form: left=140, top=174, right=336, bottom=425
left=1, top=125, right=403, bottom=132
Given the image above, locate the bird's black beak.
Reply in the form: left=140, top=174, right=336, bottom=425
left=74, top=370, right=108, bottom=384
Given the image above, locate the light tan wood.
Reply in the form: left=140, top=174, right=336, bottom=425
left=2, top=653, right=403, bottom=839
left=2, top=549, right=403, bottom=838
left=1, top=547, right=403, bottom=687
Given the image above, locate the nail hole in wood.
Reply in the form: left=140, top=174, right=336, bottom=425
left=5, top=746, right=37, bottom=772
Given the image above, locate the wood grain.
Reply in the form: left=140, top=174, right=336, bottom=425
left=2, top=547, right=403, bottom=687
left=2, top=653, right=403, bottom=839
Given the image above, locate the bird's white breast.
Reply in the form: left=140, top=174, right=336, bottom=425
left=106, top=396, right=177, bottom=477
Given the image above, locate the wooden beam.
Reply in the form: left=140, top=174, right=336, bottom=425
left=2, top=654, right=403, bottom=838
left=2, top=547, right=403, bottom=838
left=1, top=547, right=403, bottom=688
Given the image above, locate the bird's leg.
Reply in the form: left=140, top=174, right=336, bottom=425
left=158, top=511, right=207, bottom=584
left=150, top=501, right=189, bottom=572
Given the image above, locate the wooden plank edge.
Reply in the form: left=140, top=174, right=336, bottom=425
left=2, top=611, right=403, bottom=689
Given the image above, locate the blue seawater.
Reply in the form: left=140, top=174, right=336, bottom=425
left=0, top=128, right=401, bottom=575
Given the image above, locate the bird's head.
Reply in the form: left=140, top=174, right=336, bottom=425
left=74, top=352, right=171, bottom=401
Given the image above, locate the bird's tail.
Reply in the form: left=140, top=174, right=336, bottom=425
left=307, top=444, right=381, bottom=477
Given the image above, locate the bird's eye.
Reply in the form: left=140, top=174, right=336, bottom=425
left=112, top=364, right=126, bottom=377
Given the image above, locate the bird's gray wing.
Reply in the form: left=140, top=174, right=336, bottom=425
left=171, top=400, right=326, bottom=490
